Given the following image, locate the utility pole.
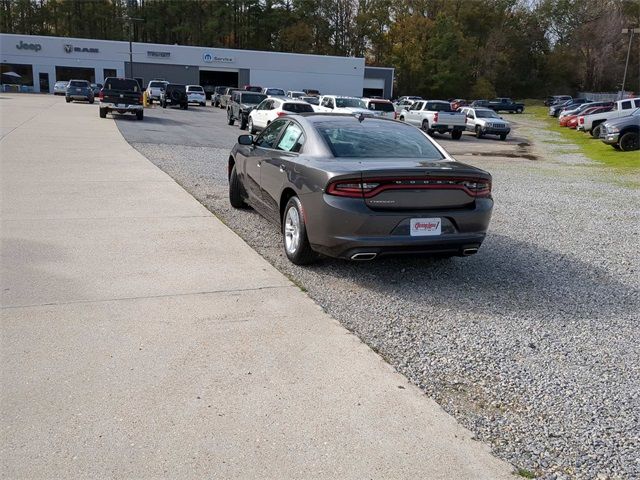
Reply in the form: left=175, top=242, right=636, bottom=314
left=121, top=15, right=144, bottom=80
left=621, top=27, right=640, bottom=99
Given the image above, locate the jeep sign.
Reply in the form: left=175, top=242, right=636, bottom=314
left=16, top=41, right=42, bottom=52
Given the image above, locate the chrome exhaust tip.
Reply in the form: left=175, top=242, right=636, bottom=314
left=351, top=252, right=378, bottom=261
left=462, top=247, right=479, bottom=256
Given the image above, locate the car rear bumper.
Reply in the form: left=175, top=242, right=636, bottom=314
left=67, top=94, right=92, bottom=100
left=431, top=124, right=466, bottom=132
left=303, top=193, right=493, bottom=259
left=100, top=102, right=142, bottom=112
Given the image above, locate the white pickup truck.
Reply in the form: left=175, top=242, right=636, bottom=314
left=315, top=95, right=370, bottom=115
left=398, top=100, right=466, bottom=140
left=578, top=97, right=640, bottom=137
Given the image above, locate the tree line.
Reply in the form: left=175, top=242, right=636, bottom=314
left=2, top=0, right=639, bottom=99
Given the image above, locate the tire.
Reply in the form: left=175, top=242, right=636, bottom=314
left=591, top=124, right=602, bottom=138
left=183, top=103, right=188, bottom=110
left=451, top=129, right=462, bottom=140
left=89, top=98, right=94, bottom=104
left=227, top=111, right=235, bottom=126
left=65, top=97, right=71, bottom=103
left=619, top=131, right=639, bottom=151
left=200, top=102, right=205, bottom=107
left=516, top=107, right=523, bottom=114
left=422, top=120, right=434, bottom=136
left=248, top=117, right=256, bottom=134
left=399, top=115, right=405, bottom=121
left=99, top=108, right=107, bottom=118
left=240, top=115, right=248, bottom=130
left=136, top=110, right=144, bottom=121
left=475, top=125, right=483, bottom=138
left=282, top=196, right=317, bottom=265
left=500, top=133, right=507, bottom=141
left=148, top=98, right=153, bottom=106
left=162, top=101, right=167, bottom=109
left=229, top=164, right=248, bottom=208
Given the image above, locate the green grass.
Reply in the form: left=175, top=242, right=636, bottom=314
left=524, top=104, right=639, bottom=170
left=516, top=468, right=536, bottom=479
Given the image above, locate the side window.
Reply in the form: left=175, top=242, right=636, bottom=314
left=255, top=120, right=288, bottom=149
left=276, top=122, right=305, bottom=152
left=634, top=99, right=640, bottom=108
left=321, top=97, right=329, bottom=108
left=621, top=101, right=632, bottom=110
left=257, top=100, right=268, bottom=110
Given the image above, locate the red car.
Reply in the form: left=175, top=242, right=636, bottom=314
left=567, top=106, right=612, bottom=129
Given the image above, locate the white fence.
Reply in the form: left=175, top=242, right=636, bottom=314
left=578, top=91, right=635, bottom=101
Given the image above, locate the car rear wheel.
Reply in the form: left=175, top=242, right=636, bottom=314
left=475, top=125, right=483, bottom=138
left=240, top=115, right=248, bottom=130
left=66, top=98, right=71, bottom=103
left=229, top=165, right=247, bottom=208
left=227, top=111, right=235, bottom=126
left=136, top=110, right=144, bottom=121
left=99, top=108, right=107, bottom=118
left=516, top=107, right=523, bottom=114
left=619, top=131, right=639, bottom=151
left=451, top=129, right=462, bottom=140
left=89, top=98, right=94, bottom=104
left=283, top=196, right=317, bottom=265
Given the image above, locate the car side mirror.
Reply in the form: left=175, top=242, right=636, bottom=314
left=238, top=134, right=254, bottom=146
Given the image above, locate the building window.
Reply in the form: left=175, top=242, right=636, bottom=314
left=1, top=63, right=34, bottom=89
left=104, top=68, right=117, bottom=79
left=55, top=66, right=95, bottom=83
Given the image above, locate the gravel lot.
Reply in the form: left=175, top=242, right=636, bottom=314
left=117, top=104, right=639, bottom=479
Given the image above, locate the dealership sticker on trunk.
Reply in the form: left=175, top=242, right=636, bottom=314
left=410, top=218, right=441, bottom=236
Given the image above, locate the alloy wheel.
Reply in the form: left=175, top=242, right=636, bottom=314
left=284, top=206, right=301, bottom=255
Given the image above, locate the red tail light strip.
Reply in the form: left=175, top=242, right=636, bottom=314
left=327, top=177, right=492, bottom=199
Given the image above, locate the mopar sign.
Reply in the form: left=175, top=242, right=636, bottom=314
left=64, top=44, right=99, bottom=54
left=16, top=41, right=42, bottom=52
left=202, top=51, right=234, bottom=63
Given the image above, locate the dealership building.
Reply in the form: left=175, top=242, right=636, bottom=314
left=0, top=33, right=394, bottom=98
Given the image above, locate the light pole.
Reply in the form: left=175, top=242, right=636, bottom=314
left=121, top=15, right=144, bottom=80
left=620, top=27, right=640, bottom=99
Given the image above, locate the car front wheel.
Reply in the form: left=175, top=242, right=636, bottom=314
left=229, top=164, right=247, bottom=208
left=619, top=131, right=639, bottom=151
left=283, top=196, right=317, bottom=265
left=451, top=129, right=462, bottom=140
left=475, top=125, right=483, bottom=138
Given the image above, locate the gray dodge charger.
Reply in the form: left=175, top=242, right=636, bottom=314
left=228, top=113, right=493, bottom=264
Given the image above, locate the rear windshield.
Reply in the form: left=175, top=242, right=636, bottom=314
left=367, top=101, right=394, bottom=112
left=316, top=121, right=445, bottom=159
left=241, top=93, right=267, bottom=104
left=188, top=86, right=204, bottom=92
left=283, top=103, right=315, bottom=113
left=302, top=96, right=319, bottom=105
left=215, top=86, right=229, bottom=94
left=69, top=80, right=89, bottom=87
left=105, top=78, right=140, bottom=92
left=336, top=98, right=366, bottom=108
left=168, top=84, right=186, bottom=92
left=266, top=88, right=285, bottom=96
left=149, top=81, right=166, bottom=88
left=245, top=86, right=262, bottom=92
left=289, top=91, right=305, bottom=98
left=425, top=102, right=452, bottom=112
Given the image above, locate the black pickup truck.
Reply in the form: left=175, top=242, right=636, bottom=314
left=227, top=90, right=267, bottom=129
left=99, top=77, right=144, bottom=120
left=487, top=98, right=525, bottom=113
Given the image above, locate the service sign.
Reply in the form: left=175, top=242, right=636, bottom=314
left=202, top=51, right=234, bottom=63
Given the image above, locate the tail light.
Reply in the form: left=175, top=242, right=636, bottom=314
left=326, top=177, right=491, bottom=198
left=579, top=116, right=584, bottom=124
left=434, top=112, right=439, bottom=122
left=276, top=111, right=287, bottom=117
left=99, top=90, right=104, bottom=100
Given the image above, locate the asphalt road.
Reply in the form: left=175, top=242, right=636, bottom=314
left=116, top=104, right=640, bottom=479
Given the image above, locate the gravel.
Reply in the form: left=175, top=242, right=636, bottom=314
left=118, top=107, right=640, bottom=479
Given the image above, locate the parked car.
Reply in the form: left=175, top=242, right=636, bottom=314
left=243, top=85, right=263, bottom=92
left=287, top=90, right=306, bottom=98
left=160, top=84, right=189, bottom=109
left=98, top=77, right=143, bottom=120
left=398, top=100, right=466, bottom=140
left=363, top=98, right=395, bottom=118
left=227, top=114, right=493, bottom=264
left=219, top=87, right=237, bottom=109
left=316, top=95, right=370, bottom=115
left=212, top=86, right=232, bottom=107
left=566, top=106, right=611, bottom=129
left=470, top=99, right=490, bottom=108
left=302, top=88, right=320, bottom=96
left=186, top=85, right=206, bottom=106
left=450, top=99, right=467, bottom=110
left=65, top=79, right=94, bottom=104
left=578, top=97, right=640, bottom=137
left=549, top=98, right=590, bottom=117
left=394, top=98, right=416, bottom=112
left=487, top=98, right=524, bottom=113
left=145, top=80, right=168, bottom=105
left=227, top=90, right=268, bottom=129
left=248, top=98, right=314, bottom=133
left=90, top=83, right=103, bottom=96
left=460, top=107, right=510, bottom=140
left=601, top=108, right=640, bottom=151
left=301, top=96, right=319, bottom=106
left=262, top=87, right=286, bottom=97
left=545, top=95, right=572, bottom=106
left=558, top=101, right=612, bottom=121
left=53, top=80, right=68, bottom=95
